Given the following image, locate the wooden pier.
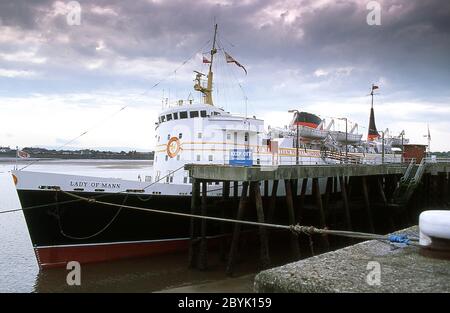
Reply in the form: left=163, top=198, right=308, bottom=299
left=185, top=162, right=450, bottom=275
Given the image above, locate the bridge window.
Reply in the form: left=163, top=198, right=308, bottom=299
left=200, top=110, right=207, bottom=118
left=190, top=111, right=199, bottom=118
left=166, top=114, right=172, bottom=121
left=179, top=133, right=183, bottom=139
left=167, top=134, right=170, bottom=140
left=160, top=115, right=166, bottom=122
left=198, top=132, right=202, bottom=139
left=173, top=112, right=178, bottom=120
left=213, top=111, right=220, bottom=116
left=196, top=155, right=201, bottom=161
left=180, top=111, right=188, bottom=119
left=208, top=155, right=213, bottom=161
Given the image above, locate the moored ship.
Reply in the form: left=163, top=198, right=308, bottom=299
left=12, top=25, right=406, bottom=269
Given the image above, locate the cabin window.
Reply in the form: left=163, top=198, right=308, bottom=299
left=179, top=133, right=183, bottom=139
left=166, top=114, right=172, bottom=121
left=169, top=176, right=173, bottom=183
left=213, top=111, right=220, bottom=116
left=177, top=155, right=180, bottom=161
left=158, top=136, right=160, bottom=142
left=167, top=134, right=170, bottom=140
left=200, top=110, right=207, bottom=118
left=183, top=177, right=188, bottom=184
left=173, top=112, right=178, bottom=120
left=227, top=133, right=231, bottom=140
left=208, top=155, right=213, bottom=162
left=198, top=132, right=202, bottom=139
left=180, top=111, right=188, bottom=119
left=244, top=132, right=249, bottom=142
left=196, top=155, right=201, bottom=161
left=165, top=155, right=168, bottom=161
left=190, top=111, right=199, bottom=118
left=160, top=115, right=166, bottom=122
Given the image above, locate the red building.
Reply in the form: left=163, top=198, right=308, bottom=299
left=402, top=144, right=427, bottom=163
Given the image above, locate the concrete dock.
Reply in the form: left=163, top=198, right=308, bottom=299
left=254, top=226, right=450, bottom=293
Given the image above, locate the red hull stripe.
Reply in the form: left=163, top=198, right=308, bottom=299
left=294, top=122, right=319, bottom=129
left=35, top=239, right=189, bottom=269
left=367, top=134, right=380, bottom=140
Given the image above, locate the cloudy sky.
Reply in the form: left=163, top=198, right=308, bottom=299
left=0, top=0, right=449, bottom=151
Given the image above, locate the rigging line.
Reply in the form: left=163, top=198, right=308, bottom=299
left=217, top=41, right=235, bottom=112
left=17, top=40, right=211, bottom=171
left=57, top=192, right=129, bottom=240
left=0, top=179, right=241, bottom=216
left=0, top=165, right=187, bottom=215
left=59, top=189, right=420, bottom=245
left=17, top=106, right=128, bottom=171
left=149, top=39, right=211, bottom=90
left=217, top=37, right=249, bottom=110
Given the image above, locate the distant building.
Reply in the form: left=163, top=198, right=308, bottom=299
left=403, top=144, right=427, bottom=163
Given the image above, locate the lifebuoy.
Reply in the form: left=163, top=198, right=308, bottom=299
left=167, top=137, right=181, bottom=158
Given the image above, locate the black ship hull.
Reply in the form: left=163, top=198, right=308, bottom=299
left=17, top=189, right=222, bottom=269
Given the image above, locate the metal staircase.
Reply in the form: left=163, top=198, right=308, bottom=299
left=391, top=158, right=427, bottom=206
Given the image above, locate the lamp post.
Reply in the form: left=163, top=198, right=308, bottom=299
left=288, top=109, right=300, bottom=165
left=338, top=117, right=348, bottom=163
left=379, top=130, right=385, bottom=164
left=400, top=130, right=405, bottom=163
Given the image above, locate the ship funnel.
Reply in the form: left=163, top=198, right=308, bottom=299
left=368, top=84, right=380, bottom=141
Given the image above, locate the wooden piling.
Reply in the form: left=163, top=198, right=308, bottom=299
left=253, top=181, right=271, bottom=269
left=377, top=176, right=395, bottom=231
left=313, top=178, right=330, bottom=250
left=233, top=181, right=239, bottom=198
left=219, top=181, right=230, bottom=261
left=361, top=176, right=375, bottom=233
left=198, top=181, right=208, bottom=270
left=284, top=179, right=301, bottom=259
left=299, top=178, right=308, bottom=209
left=267, top=180, right=279, bottom=224
left=339, top=175, right=352, bottom=231
left=188, top=178, right=200, bottom=268
left=226, top=181, right=249, bottom=276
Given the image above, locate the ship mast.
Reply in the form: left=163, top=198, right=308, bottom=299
left=194, top=24, right=218, bottom=106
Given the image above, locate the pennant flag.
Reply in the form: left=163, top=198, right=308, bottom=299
left=424, top=125, right=431, bottom=140
left=202, top=55, right=211, bottom=64
left=17, top=149, right=30, bottom=158
left=372, top=85, right=379, bottom=91
left=224, top=51, right=247, bottom=75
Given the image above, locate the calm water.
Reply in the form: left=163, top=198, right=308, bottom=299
left=0, top=159, right=261, bottom=293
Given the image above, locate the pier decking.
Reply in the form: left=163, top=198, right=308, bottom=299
left=185, top=161, right=450, bottom=275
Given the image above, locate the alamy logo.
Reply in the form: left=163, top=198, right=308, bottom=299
left=66, top=261, right=81, bottom=286
left=366, top=1, right=381, bottom=26
left=66, top=1, right=82, bottom=26
left=366, top=261, right=381, bottom=286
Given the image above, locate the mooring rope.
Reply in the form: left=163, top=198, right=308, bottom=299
left=55, top=191, right=129, bottom=240
left=59, top=189, right=420, bottom=246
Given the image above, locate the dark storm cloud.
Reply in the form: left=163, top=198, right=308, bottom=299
left=0, top=0, right=449, bottom=101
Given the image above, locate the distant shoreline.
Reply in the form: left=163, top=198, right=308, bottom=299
left=0, top=158, right=153, bottom=166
